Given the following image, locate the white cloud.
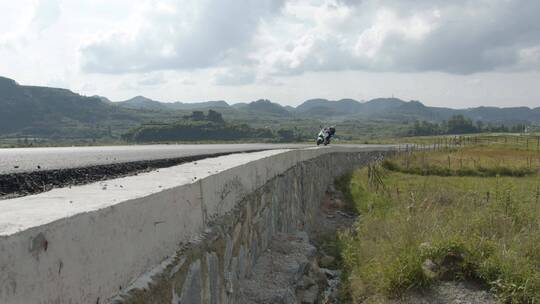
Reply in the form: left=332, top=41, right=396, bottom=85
left=0, top=0, right=61, bottom=50
left=80, top=0, right=285, bottom=73
left=137, top=73, right=167, bottom=86
left=76, top=0, right=540, bottom=83
left=30, top=0, right=61, bottom=33
left=353, top=8, right=437, bottom=58
left=212, top=67, right=256, bottom=86
left=518, top=46, right=540, bottom=70
left=253, top=0, right=540, bottom=76
left=179, top=78, right=196, bottom=85
left=2, top=0, right=540, bottom=107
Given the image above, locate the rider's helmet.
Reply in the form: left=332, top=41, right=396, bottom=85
left=328, top=126, right=336, bottom=136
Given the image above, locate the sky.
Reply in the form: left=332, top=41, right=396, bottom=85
left=1, top=0, right=540, bottom=108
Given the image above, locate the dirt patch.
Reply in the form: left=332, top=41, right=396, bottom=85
left=0, top=151, right=261, bottom=200
left=395, top=281, right=495, bottom=304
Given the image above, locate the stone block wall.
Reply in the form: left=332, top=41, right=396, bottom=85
left=112, top=151, right=386, bottom=303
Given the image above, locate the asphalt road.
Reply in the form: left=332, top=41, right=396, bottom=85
left=0, top=144, right=310, bottom=175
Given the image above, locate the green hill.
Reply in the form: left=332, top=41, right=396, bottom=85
left=123, top=120, right=274, bottom=142
left=1, top=75, right=540, bottom=142
left=239, top=99, right=291, bottom=116
left=115, top=97, right=229, bottom=111
left=0, top=77, right=144, bottom=138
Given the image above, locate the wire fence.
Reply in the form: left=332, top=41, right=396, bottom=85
left=396, top=134, right=540, bottom=153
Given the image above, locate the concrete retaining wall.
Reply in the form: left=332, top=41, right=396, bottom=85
left=0, top=146, right=395, bottom=304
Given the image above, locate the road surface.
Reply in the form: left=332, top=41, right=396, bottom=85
left=0, top=144, right=309, bottom=175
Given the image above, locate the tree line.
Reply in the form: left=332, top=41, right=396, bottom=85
left=410, top=115, right=528, bottom=136
left=122, top=110, right=303, bottom=142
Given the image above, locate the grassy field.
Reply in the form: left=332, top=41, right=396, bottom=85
left=384, top=146, right=540, bottom=177
left=367, top=133, right=540, bottom=149
left=336, top=139, right=540, bottom=303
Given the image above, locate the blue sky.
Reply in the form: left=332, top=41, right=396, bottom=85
left=1, top=0, right=540, bottom=108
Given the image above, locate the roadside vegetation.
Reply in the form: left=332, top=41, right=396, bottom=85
left=383, top=146, right=540, bottom=177
left=336, top=137, right=540, bottom=303
left=409, top=114, right=528, bottom=136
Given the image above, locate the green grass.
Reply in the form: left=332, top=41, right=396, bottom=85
left=383, top=145, right=540, bottom=177
left=370, top=133, right=540, bottom=151
left=337, top=145, right=540, bottom=303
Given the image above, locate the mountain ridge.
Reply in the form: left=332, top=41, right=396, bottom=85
left=116, top=96, right=229, bottom=111
left=112, top=92, right=540, bottom=120
left=0, top=77, right=142, bottom=137
left=1, top=76, right=539, bottom=139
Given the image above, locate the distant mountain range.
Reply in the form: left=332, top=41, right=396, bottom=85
left=115, top=95, right=229, bottom=111
left=114, top=95, right=540, bottom=123
left=1, top=76, right=539, bottom=138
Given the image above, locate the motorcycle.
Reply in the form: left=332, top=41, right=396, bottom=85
left=316, top=126, right=335, bottom=146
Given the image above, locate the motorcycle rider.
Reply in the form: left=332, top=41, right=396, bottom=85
left=327, top=126, right=336, bottom=140
left=317, top=125, right=336, bottom=145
